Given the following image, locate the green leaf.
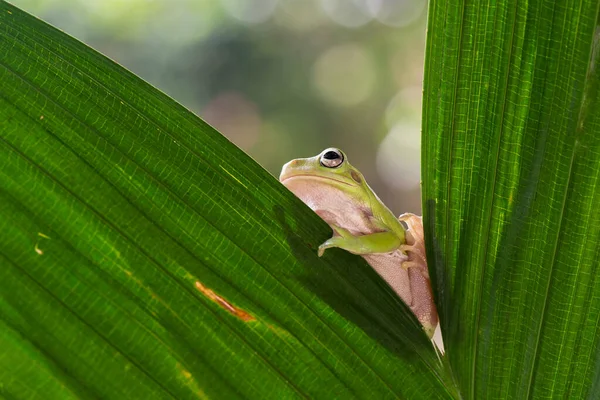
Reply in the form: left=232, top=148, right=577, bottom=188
left=0, top=2, right=454, bottom=399
left=423, top=0, right=600, bottom=398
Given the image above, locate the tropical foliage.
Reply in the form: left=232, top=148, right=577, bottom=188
left=1, top=0, right=599, bottom=398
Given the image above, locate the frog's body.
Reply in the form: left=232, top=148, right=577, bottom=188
left=280, top=148, right=438, bottom=338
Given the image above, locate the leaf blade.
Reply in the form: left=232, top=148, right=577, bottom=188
left=0, top=2, right=454, bottom=398
left=423, top=0, right=600, bottom=398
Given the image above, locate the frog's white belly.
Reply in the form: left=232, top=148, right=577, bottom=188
left=298, top=185, right=380, bottom=236
left=362, top=251, right=412, bottom=305
left=363, top=251, right=435, bottom=332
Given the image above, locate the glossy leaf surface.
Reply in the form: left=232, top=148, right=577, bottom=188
left=0, top=2, right=450, bottom=399
left=423, top=0, right=600, bottom=398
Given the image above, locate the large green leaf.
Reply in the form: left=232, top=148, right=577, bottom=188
left=423, top=0, right=600, bottom=398
left=0, top=2, right=454, bottom=399
left=6, top=0, right=600, bottom=396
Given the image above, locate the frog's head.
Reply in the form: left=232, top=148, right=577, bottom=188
left=280, top=147, right=396, bottom=235
left=279, top=148, right=368, bottom=193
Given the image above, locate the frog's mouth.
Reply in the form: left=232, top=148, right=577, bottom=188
left=279, top=174, right=354, bottom=187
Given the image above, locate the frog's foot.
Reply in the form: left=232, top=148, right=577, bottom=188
left=400, top=243, right=426, bottom=260
left=398, top=213, right=428, bottom=277
left=398, top=213, right=424, bottom=243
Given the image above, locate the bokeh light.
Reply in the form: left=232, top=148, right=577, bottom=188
left=274, top=0, right=325, bottom=31
left=220, top=0, right=279, bottom=24
left=312, top=43, right=376, bottom=107
left=368, top=0, right=427, bottom=27
left=320, top=0, right=372, bottom=28
left=385, top=86, right=422, bottom=130
left=377, top=85, right=423, bottom=190
left=11, top=0, right=428, bottom=213
left=376, top=121, right=421, bottom=190
left=202, top=92, right=262, bottom=150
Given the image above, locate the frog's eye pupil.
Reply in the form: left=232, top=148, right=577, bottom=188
left=320, top=148, right=344, bottom=168
left=323, top=151, right=339, bottom=160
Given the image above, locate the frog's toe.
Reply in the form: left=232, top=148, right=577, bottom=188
left=400, top=243, right=415, bottom=254
left=398, top=212, right=419, bottom=221
left=318, top=240, right=335, bottom=257
left=401, top=261, right=419, bottom=270
left=318, top=246, right=326, bottom=257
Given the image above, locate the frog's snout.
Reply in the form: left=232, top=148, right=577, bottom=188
left=279, top=159, right=304, bottom=182
left=279, top=160, right=293, bottom=181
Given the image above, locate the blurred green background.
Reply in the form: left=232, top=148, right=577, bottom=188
left=11, top=0, right=427, bottom=214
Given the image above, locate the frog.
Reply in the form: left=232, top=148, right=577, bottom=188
left=279, top=148, right=439, bottom=339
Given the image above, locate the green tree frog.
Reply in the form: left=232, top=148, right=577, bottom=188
left=280, top=148, right=439, bottom=339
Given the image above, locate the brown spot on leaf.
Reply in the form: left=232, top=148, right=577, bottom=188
left=195, top=281, right=255, bottom=322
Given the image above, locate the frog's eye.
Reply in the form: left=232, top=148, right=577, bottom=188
left=320, top=148, right=344, bottom=168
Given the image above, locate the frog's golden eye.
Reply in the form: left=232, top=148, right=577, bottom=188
left=320, top=148, right=344, bottom=168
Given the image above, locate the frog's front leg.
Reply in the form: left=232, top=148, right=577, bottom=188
left=318, top=226, right=401, bottom=257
